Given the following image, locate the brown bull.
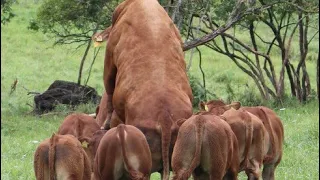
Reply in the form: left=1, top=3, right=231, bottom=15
left=171, top=114, right=239, bottom=180
left=57, top=113, right=100, bottom=167
left=34, top=133, right=91, bottom=180
left=200, top=100, right=284, bottom=180
left=92, top=124, right=152, bottom=180
left=102, top=0, right=193, bottom=178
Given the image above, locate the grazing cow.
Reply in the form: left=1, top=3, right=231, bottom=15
left=92, top=124, right=152, bottom=180
left=57, top=113, right=100, bottom=167
left=171, top=114, right=239, bottom=180
left=204, top=102, right=269, bottom=179
left=34, top=133, right=91, bottom=180
left=200, top=100, right=284, bottom=180
left=102, top=0, right=193, bottom=178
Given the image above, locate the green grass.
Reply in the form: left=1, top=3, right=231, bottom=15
left=1, top=1, right=319, bottom=180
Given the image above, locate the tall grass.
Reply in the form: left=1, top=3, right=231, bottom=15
left=1, top=1, right=319, bottom=180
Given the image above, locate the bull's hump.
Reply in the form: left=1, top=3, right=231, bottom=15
left=126, top=0, right=172, bottom=38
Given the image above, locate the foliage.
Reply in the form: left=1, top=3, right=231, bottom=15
left=1, top=0, right=15, bottom=24
left=177, top=0, right=319, bottom=103
left=1, top=3, right=319, bottom=179
left=188, top=73, right=207, bottom=109
left=30, top=0, right=118, bottom=45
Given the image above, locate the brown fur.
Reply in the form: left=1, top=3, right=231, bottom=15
left=92, top=124, right=152, bottom=180
left=171, top=114, right=239, bottom=180
left=201, top=100, right=284, bottom=180
left=241, top=106, right=284, bottom=180
left=95, top=92, right=110, bottom=128
left=34, top=134, right=91, bottom=180
left=57, top=113, right=100, bottom=168
left=102, top=0, right=193, bottom=178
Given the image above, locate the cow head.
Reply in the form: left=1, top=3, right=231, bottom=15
left=79, top=130, right=108, bottom=161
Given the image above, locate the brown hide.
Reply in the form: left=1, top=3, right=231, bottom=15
left=34, top=134, right=91, bottom=180
left=57, top=113, right=100, bottom=168
left=241, top=106, right=284, bottom=180
left=201, top=100, right=284, bottom=180
left=92, top=124, right=152, bottom=180
left=95, top=92, right=109, bottom=127
left=171, top=114, right=239, bottom=180
left=102, top=0, right=193, bottom=177
left=221, top=109, right=269, bottom=179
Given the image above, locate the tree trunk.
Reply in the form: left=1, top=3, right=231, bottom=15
left=317, top=52, right=319, bottom=100
left=77, top=39, right=92, bottom=85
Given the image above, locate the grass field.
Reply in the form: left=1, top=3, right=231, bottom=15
left=1, top=1, right=319, bottom=180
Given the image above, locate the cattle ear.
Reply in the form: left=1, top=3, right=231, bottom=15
left=229, top=101, right=241, bottom=110
left=78, top=137, right=91, bottom=148
left=198, top=101, right=205, bottom=110
left=176, top=118, right=187, bottom=127
left=199, top=101, right=209, bottom=111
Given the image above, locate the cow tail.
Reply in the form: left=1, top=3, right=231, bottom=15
left=160, top=112, right=174, bottom=180
left=118, top=124, right=144, bottom=180
left=259, top=108, right=276, bottom=163
left=241, top=112, right=253, bottom=170
left=34, top=144, right=45, bottom=179
left=49, top=133, right=56, bottom=180
left=178, top=116, right=204, bottom=180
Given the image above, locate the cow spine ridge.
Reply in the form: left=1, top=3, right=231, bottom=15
left=49, top=133, right=56, bottom=180
left=118, top=124, right=144, bottom=180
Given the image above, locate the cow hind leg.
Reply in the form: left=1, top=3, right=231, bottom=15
left=192, top=167, right=210, bottom=180
left=245, top=160, right=261, bottom=180
left=222, top=169, right=238, bottom=180
left=262, top=164, right=275, bottom=180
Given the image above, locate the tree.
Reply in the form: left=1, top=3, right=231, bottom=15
left=166, top=0, right=319, bottom=103
left=30, top=0, right=118, bottom=85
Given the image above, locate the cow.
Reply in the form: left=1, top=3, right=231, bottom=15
left=34, top=133, right=91, bottom=180
left=171, top=114, right=239, bottom=180
left=57, top=113, right=100, bottom=168
left=92, top=124, right=152, bottom=180
left=202, top=102, right=269, bottom=179
left=200, top=100, right=284, bottom=180
left=101, top=0, right=193, bottom=178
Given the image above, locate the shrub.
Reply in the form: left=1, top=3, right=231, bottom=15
left=188, top=73, right=207, bottom=109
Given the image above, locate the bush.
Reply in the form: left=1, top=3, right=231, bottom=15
left=188, top=73, right=207, bottom=109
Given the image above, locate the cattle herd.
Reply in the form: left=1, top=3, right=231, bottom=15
left=33, top=0, right=284, bottom=179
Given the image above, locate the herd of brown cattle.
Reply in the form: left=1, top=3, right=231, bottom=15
left=33, top=0, right=284, bottom=179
